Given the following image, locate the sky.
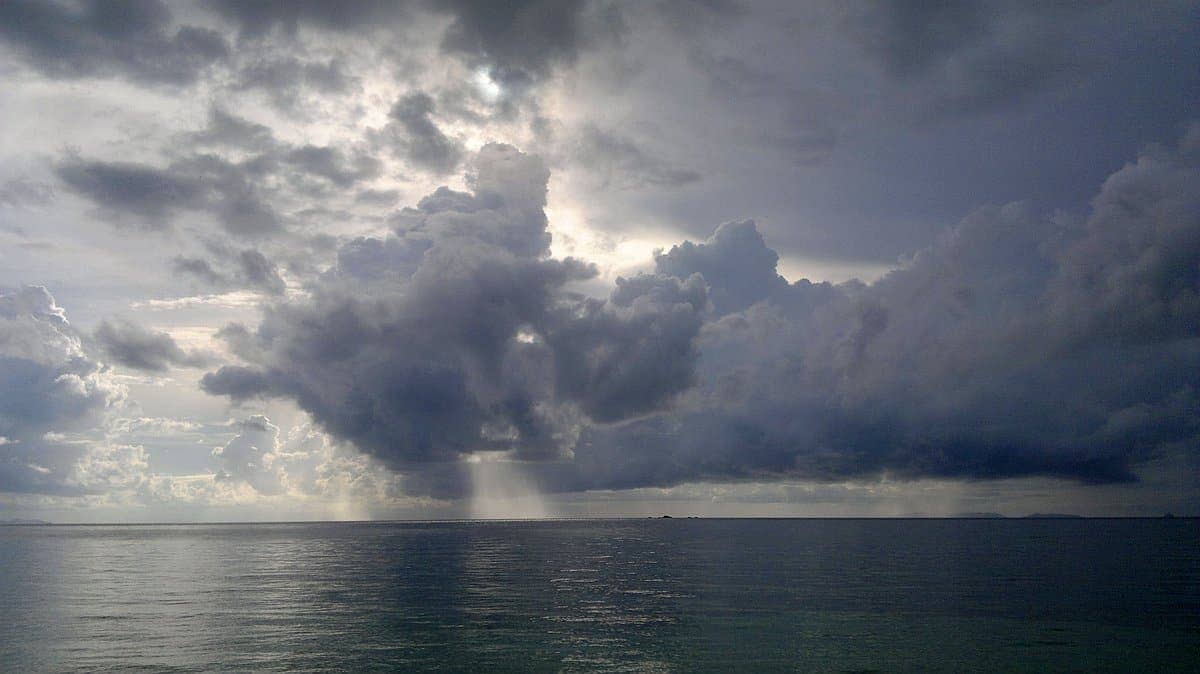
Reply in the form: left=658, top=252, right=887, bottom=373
left=0, top=0, right=1198, bottom=522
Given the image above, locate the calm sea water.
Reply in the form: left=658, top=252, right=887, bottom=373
left=0, top=519, right=1196, bottom=672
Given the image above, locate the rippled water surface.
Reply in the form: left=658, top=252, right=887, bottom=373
left=1, top=519, right=1197, bottom=672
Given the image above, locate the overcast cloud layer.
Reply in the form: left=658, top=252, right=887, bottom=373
left=1, top=0, right=1197, bottom=520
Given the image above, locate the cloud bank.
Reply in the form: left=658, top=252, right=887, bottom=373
left=202, top=130, right=1200, bottom=496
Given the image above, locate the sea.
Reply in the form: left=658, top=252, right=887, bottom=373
left=0, top=518, right=1196, bottom=672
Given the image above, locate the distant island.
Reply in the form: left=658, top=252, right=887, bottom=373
left=0, top=518, right=50, bottom=525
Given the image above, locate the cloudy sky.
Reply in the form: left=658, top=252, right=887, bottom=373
left=1, top=0, right=1197, bottom=522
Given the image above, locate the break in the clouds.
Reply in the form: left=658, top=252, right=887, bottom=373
left=1, top=0, right=1197, bottom=519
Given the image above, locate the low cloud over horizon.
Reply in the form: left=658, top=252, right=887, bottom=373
left=1, top=0, right=1197, bottom=520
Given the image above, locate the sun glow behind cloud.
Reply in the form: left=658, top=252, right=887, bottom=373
left=473, top=68, right=503, bottom=102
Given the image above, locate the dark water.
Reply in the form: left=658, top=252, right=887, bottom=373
left=0, top=519, right=1196, bottom=672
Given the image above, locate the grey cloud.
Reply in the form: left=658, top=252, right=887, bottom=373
left=56, top=160, right=206, bottom=227
left=377, top=143, right=554, bottom=259
left=547, top=273, right=707, bottom=423
left=292, top=125, right=1200, bottom=496
left=655, top=220, right=793, bottom=315
left=0, top=0, right=227, bottom=85
left=1045, top=132, right=1200, bottom=348
left=209, top=129, right=1199, bottom=497
left=94, top=318, right=211, bottom=372
left=190, top=107, right=278, bottom=151
left=208, top=414, right=397, bottom=500
left=527, top=127, right=1200, bottom=494
left=204, top=0, right=413, bottom=38
left=282, top=145, right=381, bottom=188
left=0, top=286, right=123, bottom=495
left=206, top=0, right=612, bottom=85
left=846, top=1, right=991, bottom=78
left=503, top=0, right=1195, bottom=267
left=173, top=154, right=281, bottom=237
left=841, top=2, right=1099, bottom=116
left=235, top=249, right=286, bottom=295
left=0, top=178, right=54, bottom=209
left=373, top=92, right=465, bottom=175
left=212, top=323, right=262, bottom=363
left=58, top=102, right=399, bottom=239
left=567, top=125, right=702, bottom=190
left=173, top=246, right=286, bottom=295
left=171, top=256, right=225, bottom=286
left=199, top=364, right=274, bottom=401
left=191, top=108, right=381, bottom=189
left=203, top=144, right=709, bottom=474
left=234, top=56, right=358, bottom=111
left=213, top=415, right=284, bottom=494
left=335, top=236, right=426, bottom=283
left=58, top=106, right=385, bottom=237
left=57, top=155, right=279, bottom=237
left=438, top=0, right=603, bottom=85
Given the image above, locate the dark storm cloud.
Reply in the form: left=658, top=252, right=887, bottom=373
left=203, top=144, right=708, bottom=470
left=547, top=273, right=707, bottom=423
left=18, top=0, right=1186, bottom=502
left=94, top=318, right=211, bottom=372
left=208, top=129, right=1199, bottom=496
left=847, top=1, right=991, bottom=78
left=654, top=220, right=794, bottom=315
left=528, top=0, right=1197, bottom=266
left=0, top=0, right=227, bottom=84
left=523, top=127, right=1200, bottom=494
left=373, top=92, right=465, bottom=175
left=841, top=1, right=1102, bottom=116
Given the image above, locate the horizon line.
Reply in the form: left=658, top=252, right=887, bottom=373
left=3, top=514, right=1195, bottom=526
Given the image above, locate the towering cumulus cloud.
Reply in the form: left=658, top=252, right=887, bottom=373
left=556, top=127, right=1200, bottom=492
left=203, top=144, right=707, bottom=486
left=0, top=286, right=128, bottom=494
left=204, top=130, right=1200, bottom=496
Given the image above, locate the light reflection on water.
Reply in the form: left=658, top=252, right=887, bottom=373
left=0, top=519, right=1196, bottom=672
